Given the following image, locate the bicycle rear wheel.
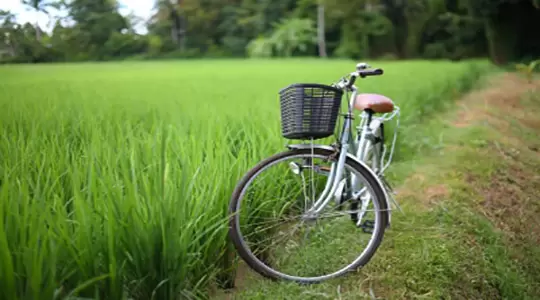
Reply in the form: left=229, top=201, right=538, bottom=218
left=228, top=147, right=388, bottom=283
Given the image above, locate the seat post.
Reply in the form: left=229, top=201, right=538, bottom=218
left=365, top=109, right=374, bottom=125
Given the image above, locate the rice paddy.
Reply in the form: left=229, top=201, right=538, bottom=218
left=0, top=59, right=491, bottom=299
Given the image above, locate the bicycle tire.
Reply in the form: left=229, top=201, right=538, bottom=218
left=227, top=147, right=388, bottom=283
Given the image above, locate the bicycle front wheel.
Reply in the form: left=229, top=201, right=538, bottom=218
left=228, top=147, right=388, bottom=283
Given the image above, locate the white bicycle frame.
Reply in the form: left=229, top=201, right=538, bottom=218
left=288, top=70, right=401, bottom=222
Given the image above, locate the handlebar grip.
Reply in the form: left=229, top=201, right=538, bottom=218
left=345, top=68, right=383, bottom=89
left=359, top=68, right=384, bottom=78
left=346, top=75, right=357, bottom=88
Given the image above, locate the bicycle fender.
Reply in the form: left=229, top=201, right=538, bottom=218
left=286, top=144, right=392, bottom=224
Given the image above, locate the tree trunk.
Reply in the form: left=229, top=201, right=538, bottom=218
left=170, top=0, right=186, bottom=51
left=178, top=28, right=186, bottom=51
left=393, top=12, right=407, bottom=58
left=170, top=8, right=180, bottom=46
left=35, top=21, right=41, bottom=42
left=8, top=41, right=16, bottom=57
left=178, top=14, right=186, bottom=51
left=484, top=4, right=519, bottom=65
left=170, top=26, right=179, bottom=46
left=317, top=1, right=327, bottom=58
left=177, top=0, right=186, bottom=51
left=380, top=0, right=407, bottom=58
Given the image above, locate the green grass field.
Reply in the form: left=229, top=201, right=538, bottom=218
left=0, top=59, right=492, bottom=299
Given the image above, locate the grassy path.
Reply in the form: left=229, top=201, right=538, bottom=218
left=217, top=72, right=540, bottom=299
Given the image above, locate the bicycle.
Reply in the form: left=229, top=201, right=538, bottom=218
left=228, top=62, right=401, bottom=284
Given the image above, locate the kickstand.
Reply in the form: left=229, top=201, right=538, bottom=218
left=380, top=175, right=403, bottom=214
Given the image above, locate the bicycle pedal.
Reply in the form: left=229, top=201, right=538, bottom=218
left=358, top=220, right=375, bottom=234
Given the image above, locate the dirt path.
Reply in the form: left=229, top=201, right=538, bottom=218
left=388, top=72, right=540, bottom=299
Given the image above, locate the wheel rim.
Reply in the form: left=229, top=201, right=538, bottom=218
left=232, top=152, right=384, bottom=282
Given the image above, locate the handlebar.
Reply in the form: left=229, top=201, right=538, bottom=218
left=359, top=68, right=383, bottom=78
left=333, top=63, right=384, bottom=90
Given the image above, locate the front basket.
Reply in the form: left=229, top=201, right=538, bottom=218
left=279, top=83, right=343, bottom=140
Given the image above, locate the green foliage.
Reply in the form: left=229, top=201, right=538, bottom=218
left=1, top=0, right=539, bottom=68
left=334, top=11, right=393, bottom=59
left=147, top=34, right=163, bottom=56
left=515, top=59, right=540, bottom=82
left=321, top=0, right=395, bottom=58
left=402, top=0, right=446, bottom=57
left=69, top=0, right=128, bottom=59
left=270, top=18, right=317, bottom=56
left=461, top=0, right=540, bottom=17
left=103, top=32, right=147, bottom=58
left=246, top=36, right=273, bottom=58
left=247, top=18, right=317, bottom=57
left=420, top=12, right=486, bottom=60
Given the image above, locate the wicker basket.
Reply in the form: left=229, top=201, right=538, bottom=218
left=279, top=83, right=343, bottom=140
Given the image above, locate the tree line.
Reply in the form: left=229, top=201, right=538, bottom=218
left=1, top=0, right=539, bottom=64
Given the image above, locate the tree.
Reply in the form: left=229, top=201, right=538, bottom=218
left=379, top=0, right=407, bottom=58
left=462, top=0, right=540, bottom=64
left=0, top=10, right=18, bottom=58
left=317, top=0, right=327, bottom=57
left=20, top=0, right=57, bottom=42
left=247, top=18, right=317, bottom=57
left=1, top=0, right=539, bottom=63
left=325, top=0, right=392, bottom=59
left=66, top=0, right=129, bottom=59
left=153, top=0, right=186, bottom=51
